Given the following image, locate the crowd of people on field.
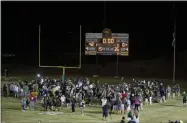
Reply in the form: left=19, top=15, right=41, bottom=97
left=2, top=76, right=187, bottom=123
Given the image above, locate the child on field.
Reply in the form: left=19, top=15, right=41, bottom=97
left=80, top=99, right=85, bottom=115
left=30, top=96, right=35, bottom=111
left=21, top=96, right=27, bottom=112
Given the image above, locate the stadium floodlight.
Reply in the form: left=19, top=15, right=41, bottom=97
left=38, top=25, right=82, bottom=82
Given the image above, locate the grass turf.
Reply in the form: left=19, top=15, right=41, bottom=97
left=1, top=75, right=187, bottom=123
left=1, top=97, right=187, bottom=123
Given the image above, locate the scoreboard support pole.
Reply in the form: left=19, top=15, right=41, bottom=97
left=95, top=55, right=98, bottom=65
left=116, top=55, right=119, bottom=77
left=39, top=25, right=82, bottom=82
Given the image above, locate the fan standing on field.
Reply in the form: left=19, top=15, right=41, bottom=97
left=182, top=91, right=187, bottom=107
left=80, top=99, right=85, bottom=115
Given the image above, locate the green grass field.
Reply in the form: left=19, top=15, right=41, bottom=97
left=2, top=97, right=187, bottom=123
left=1, top=75, right=187, bottom=123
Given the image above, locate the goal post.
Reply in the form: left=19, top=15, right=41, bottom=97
left=38, top=25, right=82, bottom=82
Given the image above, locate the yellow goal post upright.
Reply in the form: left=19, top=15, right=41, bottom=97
left=38, top=25, right=82, bottom=82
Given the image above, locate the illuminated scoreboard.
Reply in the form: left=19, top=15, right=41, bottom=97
left=85, top=28, right=129, bottom=56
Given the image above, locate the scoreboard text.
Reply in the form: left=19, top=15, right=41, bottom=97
left=85, top=33, right=129, bottom=56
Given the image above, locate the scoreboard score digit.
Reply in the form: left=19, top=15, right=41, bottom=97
left=85, top=29, right=129, bottom=56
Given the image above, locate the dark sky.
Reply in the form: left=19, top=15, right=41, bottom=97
left=2, top=1, right=187, bottom=66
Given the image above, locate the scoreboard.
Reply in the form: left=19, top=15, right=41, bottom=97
left=85, top=28, right=129, bottom=56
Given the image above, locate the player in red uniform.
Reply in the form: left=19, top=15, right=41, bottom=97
left=122, top=91, right=127, bottom=99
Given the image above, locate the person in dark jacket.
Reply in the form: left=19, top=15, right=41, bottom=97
left=160, top=84, right=166, bottom=103
left=3, top=84, right=8, bottom=97
left=80, top=99, right=85, bottom=115
left=71, top=98, right=76, bottom=112
left=102, top=103, right=110, bottom=121
left=41, top=96, right=48, bottom=111
left=55, top=96, right=62, bottom=111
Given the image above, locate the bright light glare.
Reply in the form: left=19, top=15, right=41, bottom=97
left=37, top=74, right=40, bottom=77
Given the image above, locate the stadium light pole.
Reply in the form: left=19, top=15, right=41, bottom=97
left=172, top=4, right=176, bottom=83
left=173, top=37, right=176, bottom=83
left=172, top=20, right=176, bottom=83
left=39, top=24, right=41, bottom=67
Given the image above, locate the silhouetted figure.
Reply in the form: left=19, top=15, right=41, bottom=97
left=3, top=84, right=8, bottom=97
left=71, top=98, right=76, bottom=112
left=5, top=69, right=8, bottom=78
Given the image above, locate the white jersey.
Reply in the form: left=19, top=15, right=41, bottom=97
left=14, top=86, right=19, bottom=92
left=10, top=84, right=13, bottom=91
left=127, top=99, right=131, bottom=106
left=56, top=86, right=60, bottom=90
left=134, top=115, right=140, bottom=123
left=89, top=84, right=93, bottom=89
left=61, top=96, right=65, bottom=103
left=101, top=98, right=107, bottom=107
left=43, top=85, right=47, bottom=90
left=78, top=81, right=83, bottom=87
left=80, top=101, right=85, bottom=108
left=41, top=79, right=44, bottom=84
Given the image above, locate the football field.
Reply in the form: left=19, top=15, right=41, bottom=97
left=2, top=97, right=187, bottom=123
left=1, top=76, right=187, bottom=123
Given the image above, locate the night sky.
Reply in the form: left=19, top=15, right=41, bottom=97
left=2, top=1, right=187, bottom=66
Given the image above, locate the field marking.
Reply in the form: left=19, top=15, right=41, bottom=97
left=39, top=112, right=64, bottom=115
